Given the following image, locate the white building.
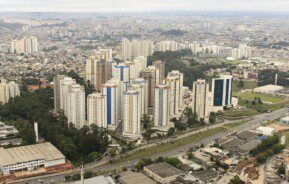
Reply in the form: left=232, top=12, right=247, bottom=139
left=0, top=81, right=20, bottom=105
left=122, top=90, right=142, bottom=139
left=102, top=80, right=124, bottom=130
left=124, top=56, right=147, bottom=80
left=165, top=70, right=184, bottom=116
left=87, top=93, right=107, bottom=128
left=157, top=40, right=178, bottom=52
left=130, top=78, right=149, bottom=115
left=253, top=85, right=284, bottom=94
left=141, top=66, right=160, bottom=107
left=238, top=44, right=252, bottom=59
left=112, top=63, right=130, bottom=83
left=255, top=126, right=275, bottom=136
left=154, top=84, right=170, bottom=127
left=0, top=122, right=18, bottom=139
left=59, top=77, right=76, bottom=116
left=191, top=79, right=210, bottom=118
left=122, top=38, right=153, bottom=60
left=10, top=36, right=39, bottom=54
left=67, top=84, right=86, bottom=129
left=0, top=142, right=65, bottom=175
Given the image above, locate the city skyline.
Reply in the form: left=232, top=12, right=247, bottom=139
left=1, top=0, right=289, bottom=12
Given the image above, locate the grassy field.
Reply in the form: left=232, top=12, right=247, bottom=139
left=221, top=98, right=289, bottom=118
left=113, top=127, right=226, bottom=163
left=221, top=109, right=260, bottom=118
left=232, top=81, right=258, bottom=92
left=235, top=92, right=285, bottom=103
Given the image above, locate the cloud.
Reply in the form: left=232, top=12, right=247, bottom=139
left=0, top=0, right=288, bottom=12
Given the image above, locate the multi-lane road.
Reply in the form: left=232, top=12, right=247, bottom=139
left=11, top=107, right=289, bottom=184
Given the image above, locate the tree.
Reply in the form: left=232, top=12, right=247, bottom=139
left=135, top=158, right=153, bottom=170
left=141, top=114, right=153, bottom=141
left=229, top=176, right=245, bottom=184
left=277, top=164, right=285, bottom=175
left=187, top=151, right=194, bottom=159
left=209, top=112, right=217, bottom=124
left=238, top=79, right=244, bottom=88
left=199, top=118, right=206, bottom=125
left=175, top=122, right=187, bottom=131
left=167, top=127, right=175, bottom=136
left=164, top=157, right=182, bottom=168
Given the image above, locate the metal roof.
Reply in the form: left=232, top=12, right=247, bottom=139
left=0, top=142, right=65, bottom=167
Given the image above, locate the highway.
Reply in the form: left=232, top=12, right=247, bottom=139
left=10, top=107, right=289, bottom=184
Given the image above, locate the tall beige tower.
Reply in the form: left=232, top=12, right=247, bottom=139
left=86, top=50, right=112, bottom=92
left=191, top=79, right=210, bottom=118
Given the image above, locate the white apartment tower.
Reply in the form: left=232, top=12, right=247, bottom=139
left=59, top=77, right=76, bottom=116
left=87, top=93, right=107, bottom=128
left=130, top=78, right=149, bottom=115
left=191, top=79, right=210, bottom=118
left=154, top=84, right=170, bottom=127
left=67, top=84, right=86, bottom=129
left=122, top=38, right=153, bottom=60
left=102, top=80, right=124, bottom=130
left=122, top=90, right=142, bottom=139
left=11, top=36, right=39, bottom=54
left=0, top=81, right=20, bottom=104
left=166, top=70, right=184, bottom=116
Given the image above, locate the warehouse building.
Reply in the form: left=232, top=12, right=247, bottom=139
left=0, top=142, right=66, bottom=175
left=144, top=162, right=184, bottom=183
left=255, top=126, right=275, bottom=136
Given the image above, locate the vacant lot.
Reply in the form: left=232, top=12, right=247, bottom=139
left=235, top=92, right=285, bottom=103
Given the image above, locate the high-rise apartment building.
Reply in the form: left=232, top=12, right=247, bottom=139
left=59, top=77, right=76, bottom=117
left=11, top=36, right=39, bottom=54
left=122, top=38, right=153, bottom=60
left=157, top=41, right=178, bottom=52
left=191, top=79, right=210, bottom=118
left=86, top=50, right=112, bottom=91
left=87, top=93, right=107, bottom=128
left=152, top=60, right=165, bottom=84
left=67, top=84, right=86, bottom=129
left=141, top=66, right=160, bottom=107
left=0, top=81, right=20, bottom=105
left=112, top=63, right=130, bottom=82
left=238, top=44, right=252, bottom=59
left=53, top=75, right=65, bottom=113
left=154, top=84, right=170, bottom=127
left=122, top=90, right=142, bottom=139
left=102, top=80, right=124, bottom=130
left=167, top=70, right=184, bottom=109
left=130, top=78, right=149, bottom=115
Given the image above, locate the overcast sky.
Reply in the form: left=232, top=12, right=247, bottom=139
left=0, top=0, right=289, bottom=12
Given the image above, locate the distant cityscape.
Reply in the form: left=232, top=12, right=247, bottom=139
left=0, top=10, right=289, bottom=184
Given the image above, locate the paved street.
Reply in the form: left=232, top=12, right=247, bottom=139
left=11, top=107, right=289, bottom=184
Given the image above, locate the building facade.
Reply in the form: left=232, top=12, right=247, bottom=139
left=67, top=84, right=86, bottom=129
left=191, top=79, right=210, bottom=118
left=154, top=84, right=170, bottom=127
left=122, top=90, right=142, bottom=139
left=87, top=93, right=107, bottom=128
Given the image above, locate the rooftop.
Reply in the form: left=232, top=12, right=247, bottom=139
left=119, top=170, right=156, bottom=184
left=144, top=162, right=183, bottom=178
left=0, top=142, right=65, bottom=167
